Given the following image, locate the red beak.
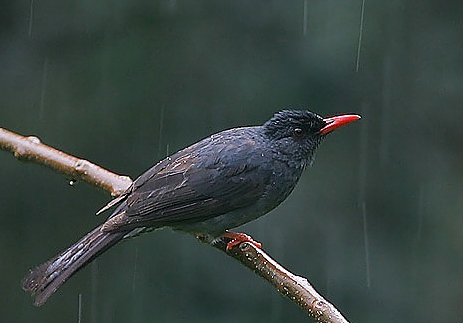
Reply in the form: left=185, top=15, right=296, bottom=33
left=320, top=114, right=361, bottom=135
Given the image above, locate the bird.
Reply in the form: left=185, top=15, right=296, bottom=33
left=22, top=109, right=360, bottom=306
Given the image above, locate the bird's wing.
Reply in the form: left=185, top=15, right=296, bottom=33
left=104, top=131, right=271, bottom=231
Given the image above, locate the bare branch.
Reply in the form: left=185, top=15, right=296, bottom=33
left=0, top=127, right=132, bottom=196
left=1, top=126, right=350, bottom=323
left=211, top=239, right=350, bottom=323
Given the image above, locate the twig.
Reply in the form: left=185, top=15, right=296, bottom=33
left=0, top=128, right=132, bottom=196
left=212, top=239, right=349, bottom=323
left=0, top=127, right=350, bottom=323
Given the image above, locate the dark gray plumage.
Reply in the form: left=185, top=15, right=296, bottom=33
left=22, top=110, right=359, bottom=306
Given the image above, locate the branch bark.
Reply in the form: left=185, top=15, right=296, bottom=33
left=1, top=127, right=350, bottom=323
left=0, top=128, right=132, bottom=196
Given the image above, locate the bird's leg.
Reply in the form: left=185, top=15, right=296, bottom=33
left=221, top=231, right=262, bottom=251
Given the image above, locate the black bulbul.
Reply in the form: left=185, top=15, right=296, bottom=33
left=22, top=109, right=360, bottom=306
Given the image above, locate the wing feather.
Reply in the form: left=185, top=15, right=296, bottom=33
left=105, top=129, right=271, bottom=231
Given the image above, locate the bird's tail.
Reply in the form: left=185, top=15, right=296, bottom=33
left=22, top=224, right=127, bottom=306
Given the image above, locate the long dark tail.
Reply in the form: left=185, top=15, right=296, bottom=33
left=22, top=224, right=127, bottom=306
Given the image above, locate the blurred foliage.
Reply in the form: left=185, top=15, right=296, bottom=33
left=1, top=1, right=463, bottom=322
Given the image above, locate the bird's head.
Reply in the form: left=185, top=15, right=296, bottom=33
left=263, top=110, right=360, bottom=168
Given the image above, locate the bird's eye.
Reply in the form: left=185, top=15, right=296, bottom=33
left=293, top=128, right=304, bottom=137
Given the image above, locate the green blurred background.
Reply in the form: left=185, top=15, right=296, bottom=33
left=1, top=1, right=463, bottom=322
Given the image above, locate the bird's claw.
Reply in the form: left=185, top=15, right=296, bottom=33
left=222, top=231, right=262, bottom=251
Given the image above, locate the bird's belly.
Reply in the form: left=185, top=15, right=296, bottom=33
left=171, top=206, right=264, bottom=236
left=172, top=183, right=295, bottom=236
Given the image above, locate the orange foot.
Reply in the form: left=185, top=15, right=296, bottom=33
left=222, top=231, right=262, bottom=251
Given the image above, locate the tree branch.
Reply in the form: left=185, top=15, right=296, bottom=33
left=211, top=239, right=349, bottom=323
left=1, top=127, right=350, bottom=323
left=0, top=127, right=132, bottom=196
